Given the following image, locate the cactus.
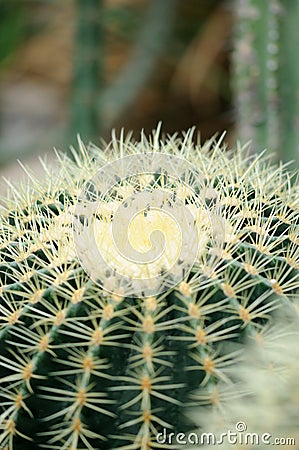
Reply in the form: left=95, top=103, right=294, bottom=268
left=233, top=0, right=280, bottom=152
left=233, top=0, right=299, bottom=167
left=71, top=0, right=103, bottom=142
left=188, top=311, right=299, bottom=449
left=278, top=0, right=299, bottom=166
left=0, top=127, right=299, bottom=450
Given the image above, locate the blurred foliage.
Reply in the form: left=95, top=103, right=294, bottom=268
left=0, top=0, right=233, bottom=168
left=0, top=0, right=60, bottom=67
left=102, top=5, right=145, bottom=40
left=173, top=0, right=222, bottom=48
left=0, top=1, right=26, bottom=67
left=0, top=0, right=298, bottom=170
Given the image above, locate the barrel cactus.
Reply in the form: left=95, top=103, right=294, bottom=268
left=0, top=127, right=298, bottom=450
left=189, top=311, right=299, bottom=449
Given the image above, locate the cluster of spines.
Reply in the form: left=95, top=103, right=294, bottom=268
left=0, top=129, right=298, bottom=449
left=190, top=312, right=299, bottom=450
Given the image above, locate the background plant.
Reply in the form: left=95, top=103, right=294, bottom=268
left=233, top=0, right=299, bottom=167
left=1, top=0, right=298, bottom=171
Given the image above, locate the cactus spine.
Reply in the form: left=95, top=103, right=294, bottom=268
left=0, top=128, right=299, bottom=450
left=190, top=311, right=299, bottom=449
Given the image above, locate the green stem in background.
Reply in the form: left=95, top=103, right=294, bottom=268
left=98, top=0, right=178, bottom=130
left=278, top=0, right=299, bottom=167
left=233, top=0, right=280, bottom=153
left=71, top=0, right=103, bottom=143
left=252, top=0, right=279, bottom=152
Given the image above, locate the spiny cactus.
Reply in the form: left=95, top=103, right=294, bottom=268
left=233, top=0, right=299, bottom=166
left=0, top=127, right=299, bottom=450
left=188, top=311, right=299, bottom=449
left=233, top=0, right=280, bottom=151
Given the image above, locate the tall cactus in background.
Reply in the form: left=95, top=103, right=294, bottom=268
left=71, top=0, right=103, bottom=142
left=70, top=0, right=178, bottom=143
left=233, top=0, right=299, bottom=167
left=278, top=0, right=299, bottom=166
left=0, top=128, right=299, bottom=449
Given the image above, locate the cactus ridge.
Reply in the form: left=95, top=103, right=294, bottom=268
left=191, top=312, right=299, bottom=450
left=0, top=129, right=299, bottom=449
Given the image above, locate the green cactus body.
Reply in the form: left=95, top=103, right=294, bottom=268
left=233, top=0, right=299, bottom=167
left=189, top=311, right=299, bottom=450
left=0, top=129, right=299, bottom=450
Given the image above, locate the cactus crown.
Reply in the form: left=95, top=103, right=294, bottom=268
left=0, top=127, right=299, bottom=450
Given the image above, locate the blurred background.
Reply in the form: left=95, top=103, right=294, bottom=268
left=0, top=0, right=298, bottom=191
